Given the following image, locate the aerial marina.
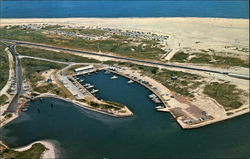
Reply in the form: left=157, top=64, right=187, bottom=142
left=0, top=1, right=249, bottom=158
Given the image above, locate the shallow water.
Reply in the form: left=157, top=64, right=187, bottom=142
left=1, top=71, right=249, bottom=158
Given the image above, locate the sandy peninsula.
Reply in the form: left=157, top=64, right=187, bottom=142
left=13, top=140, right=58, bottom=159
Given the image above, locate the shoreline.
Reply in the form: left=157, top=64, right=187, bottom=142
left=0, top=140, right=59, bottom=159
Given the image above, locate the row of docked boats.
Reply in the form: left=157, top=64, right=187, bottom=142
left=155, top=105, right=165, bottom=111
left=20, top=103, right=30, bottom=112
left=83, top=83, right=99, bottom=94
left=148, top=94, right=161, bottom=104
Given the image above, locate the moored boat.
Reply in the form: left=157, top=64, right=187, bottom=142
left=111, top=75, right=118, bottom=79
left=128, top=80, right=134, bottom=84
left=91, top=89, right=99, bottom=93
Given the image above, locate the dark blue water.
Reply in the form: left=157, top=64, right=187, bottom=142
left=1, top=71, right=249, bottom=158
left=0, top=1, right=249, bottom=19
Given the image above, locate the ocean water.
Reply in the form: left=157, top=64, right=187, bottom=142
left=1, top=71, right=249, bottom=158
left=0, top=1, right=249, bottom=19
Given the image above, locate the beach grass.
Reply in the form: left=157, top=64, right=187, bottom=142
left=171, top=51, right=249, bottom=68
left=0, top=45, right=9, bottom=90
left=1, top=25, right=165, bottom=60
left=0, top=143, right=46, bottom=159
left=203, top=82, right=244, bottom=110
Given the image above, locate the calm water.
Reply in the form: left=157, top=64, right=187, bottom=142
left=0, top=1, right=249, bottom=19
left=1, top=71, right=249, bottom=158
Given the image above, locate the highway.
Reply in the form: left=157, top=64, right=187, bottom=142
left=2, top=39, right=228, bottom=75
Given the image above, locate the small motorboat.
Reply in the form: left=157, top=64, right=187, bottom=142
left=111, top=75, right=118, bottom=79
left=128, top=80, right=134, bottom=84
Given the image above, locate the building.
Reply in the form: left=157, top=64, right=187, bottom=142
left=74, top=65, right=94, bottom=72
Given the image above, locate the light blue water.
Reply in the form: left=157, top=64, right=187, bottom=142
left=1, top=71, right=249, bottom=158
left=0, top=1, right=249, bottom=18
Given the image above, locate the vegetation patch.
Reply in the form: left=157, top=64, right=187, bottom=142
left=0, top=94, right=8, bottom=106
left=0, top=45, right=9, bottom=90
left=171, top=50, right=249, bottom=68
left=33, top=83, right=74, bottom=99
left=78, top=99, right=125, bottom=111
left=17, top=46, right=100, bottom=63
left=0, top=143, right=46, bottom=159
left=21, top=58, right=66, bottom=87
left=21, top=59, right=74, bottom=99
left=203, top=82, right=244, bottom=110
left=1, top=26, right=165, bottom=60
left=170, top=51, right=189, bottom=62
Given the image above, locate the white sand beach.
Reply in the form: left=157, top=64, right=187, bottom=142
left=1, top=17, right=249, bottom=50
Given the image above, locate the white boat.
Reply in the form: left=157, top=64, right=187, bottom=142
left=151, top=97, right=161, bottom=103
left=128, top=80, right=134, bottom=84
left=111, top=75, right=118, bottom=79
left=155, top=105, right=165, bottom=109
left=84, top=83, right=90, bottom=87
left=105, top=71, right=110, bottom=74
left=79, top=79, right=84, bottom=82
left=86, top=85, right=94, bottom=89
left=148, top=94, right=156, bottom=98
left=21, top=108, right=28, bottom=112
left=91, top=89, right=99, bottom=93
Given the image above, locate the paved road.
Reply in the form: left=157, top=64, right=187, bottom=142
left=1, top=39, right=228, bottom=75
left=6, top=45, right=24, bottom=112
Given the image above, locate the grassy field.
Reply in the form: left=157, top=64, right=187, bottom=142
left=21, top=58, right=66, bottom=87
left=21, top=59, right=74, bottom=99
left=17, top=46, right=100, bottom=63
left=203, top=82, right=244, bottom=110
left=0, top=94, right=8, bottom=106
left=0, top=45, right=9, bottom=90
left=1, top=26, right=165, bottom=60
left=33, top=83, right=74, bottom=99
left=104, top=61, right=202, bottom=97
left=171, top=51, right=249, bottom=68
left=0, top=143, right=46, bottom=159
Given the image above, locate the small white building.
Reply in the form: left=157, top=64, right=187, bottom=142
left=74, top=65, right=94, bottom=72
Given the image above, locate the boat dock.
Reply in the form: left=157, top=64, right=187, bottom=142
left=105, top=68, right=170, bottom=109
left=70, top=76, right=98, bottom=101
